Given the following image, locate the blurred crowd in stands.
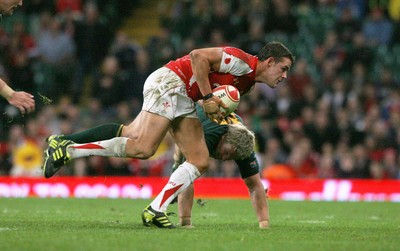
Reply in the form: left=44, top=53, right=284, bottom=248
left=1, top=0, right=400, bottom=180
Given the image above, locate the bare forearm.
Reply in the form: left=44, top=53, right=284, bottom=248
left=0, top=78, right=35, bottom=114
left=0, top=79, right=14, bottom=100
left=244, top=175, right=269, bottom=228
left=249, top=184, right=269, bottom=228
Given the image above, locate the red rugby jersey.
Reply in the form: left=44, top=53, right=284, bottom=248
left=165, top=47, right=258, bottom=101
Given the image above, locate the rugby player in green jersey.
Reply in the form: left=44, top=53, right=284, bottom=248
left=45, top=104, right=269, bottom=228
left=173, top=104, right=269, bottom=228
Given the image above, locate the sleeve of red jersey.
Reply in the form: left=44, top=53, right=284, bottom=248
left=218, top=47, right=254, bottom=76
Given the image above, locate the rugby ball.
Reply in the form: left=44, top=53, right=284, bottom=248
left=212, top=85, right=240, bottom=116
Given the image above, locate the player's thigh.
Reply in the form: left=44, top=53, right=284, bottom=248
left=122, top=114, right=142, bottom=139
left=124, top=111, right=171, bottom=155
left=170, top=117, right=209, bottom=172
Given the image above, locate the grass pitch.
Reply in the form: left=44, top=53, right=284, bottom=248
left=0, top=198, right=399, bottom=251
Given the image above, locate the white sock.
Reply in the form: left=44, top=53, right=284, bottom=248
left=150, top=161, right=201, bottom=212
left=67, top=137, right=129, bottom=159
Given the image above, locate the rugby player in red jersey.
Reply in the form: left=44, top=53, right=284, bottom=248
left=43, top=42, right=294, bottom=228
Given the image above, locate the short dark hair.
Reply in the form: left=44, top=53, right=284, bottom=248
left=257, top=41, right=295, bottom=63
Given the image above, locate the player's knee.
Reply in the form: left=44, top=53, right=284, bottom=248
left=122, top=126, right=138, bottom=139
left=191, top=157, right=209, bottom=174
left=140, top=146, right=158, bottom=159
left=125, top=144, right=157, bottom=159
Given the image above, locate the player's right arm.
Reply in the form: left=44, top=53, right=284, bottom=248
left=235, top=148, right=268, bottom=228
left=190, top=48, right=227, bottom=123
left=189, top=48, right=223, bottom=97
left=243, top=173, right=269, bottom=228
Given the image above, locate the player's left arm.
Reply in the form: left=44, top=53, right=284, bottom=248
left=0, top=78, right=35, bottom=114
left=243, top=173, right=269, bottom=228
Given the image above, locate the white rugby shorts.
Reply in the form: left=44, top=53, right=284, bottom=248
left=142, top=67, right=197, bottom=120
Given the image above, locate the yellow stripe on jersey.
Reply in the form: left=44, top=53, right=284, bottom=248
left=219, top=113, right=241, bottom=125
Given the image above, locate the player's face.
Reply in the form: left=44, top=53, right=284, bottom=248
left=215, top=141, right=237, bottom=161
left=257, top=57, right=292, bottom=88
left=0, top=0, right=22, bottom=16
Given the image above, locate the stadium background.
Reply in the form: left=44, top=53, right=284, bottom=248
left=0, top=0, right=400, bottom=181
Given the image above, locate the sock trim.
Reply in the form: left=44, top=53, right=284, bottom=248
left=116, top=124, right=124, bottom=137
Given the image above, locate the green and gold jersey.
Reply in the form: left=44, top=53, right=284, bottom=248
left=197, top=104, right=259, bottom=179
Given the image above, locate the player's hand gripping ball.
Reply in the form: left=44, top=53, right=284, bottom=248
left=212, top=85, right=240, bottom=117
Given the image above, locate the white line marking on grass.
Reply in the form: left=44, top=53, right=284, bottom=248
left=199, top=213, right=218, bottom=217
left=369, top=216, right=380, bottom=220
left=298, top=220, right=326, bottom=224
left=0, top=228, right=12, bottom=231
left=2, top=208, right=20, bottom=214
